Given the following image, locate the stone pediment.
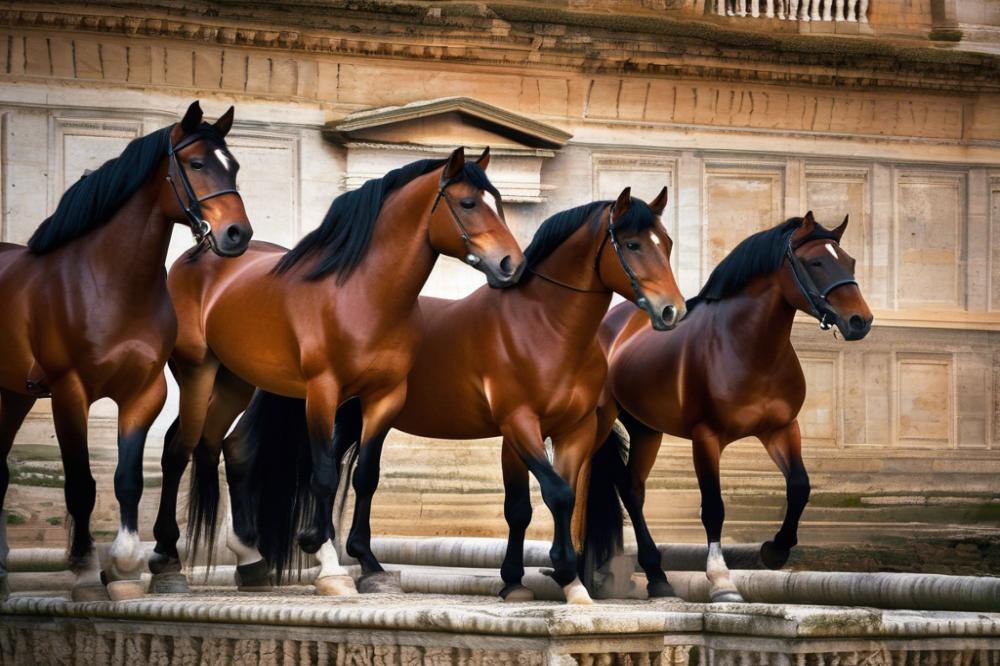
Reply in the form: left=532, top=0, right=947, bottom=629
left=327, top=97, right=571, bottom=150
left=325, top=98, right=571, bottom=202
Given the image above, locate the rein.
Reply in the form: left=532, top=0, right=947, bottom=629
left=167, top=128, right=243, bottom=247
left=529, top=203, right=649, bottom=306
left=786, top=231, right=858, bottom=330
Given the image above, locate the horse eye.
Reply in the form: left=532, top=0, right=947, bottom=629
left=810, top=261, right=823, bottom=267
left=460, top=199, right=476, bottom=210
left=626, top=241, right=641, bottom=251
left=191, top=160, right=204, bottom=170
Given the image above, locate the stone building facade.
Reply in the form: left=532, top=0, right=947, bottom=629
left=2, top=1, right=1000, bottom=553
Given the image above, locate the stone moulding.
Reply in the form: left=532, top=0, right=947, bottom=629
left=1, top=4, right=999, bottom=93
left=1, top=593, right=999, bottom=666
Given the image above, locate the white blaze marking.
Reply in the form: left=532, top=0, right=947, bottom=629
left=825, top=243, right=839, bottom=259
left=214, top=148, right=232, bottom=172
left=650, top=232, right=662, bottom=247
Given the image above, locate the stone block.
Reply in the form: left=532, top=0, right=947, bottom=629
left=74, top=40, right=102, bottom=79
left=164, top=47, right=193, bottom=86
left=49, top=37, right=74, bottom=78
left=24, top=36, right=50, bottom=77
left=246, top=55, right=271, bottom=94
left=270, top=58, right=297, bottom=96
left=126, top=44, right=151, bottom=83
left=193, top=47, right=223, bottom=89
left=220, top=50, right=247, bottom=92
left=100, top=42, right=127, bottom=81
left=296, top=59, right=318, bottom=98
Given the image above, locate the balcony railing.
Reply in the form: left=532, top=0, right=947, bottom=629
left=713, top=0, right=869, bottom=21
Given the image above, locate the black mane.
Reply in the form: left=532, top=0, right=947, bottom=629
left=274, top=158, right=500, bottom=282
left=27, top=125, right=192, bottom=254
left=524, top=197, right=657, bottom=269
left=686, top=216, right=803, bottom=311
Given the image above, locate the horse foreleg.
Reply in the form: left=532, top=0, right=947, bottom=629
left=498, top=442, right=533, bottom=602
left=500, top=410, right=592, bottom=605
left=692, top=425, right=743, bottom=603
left=345, top=385, right=406, bottom=592
left=616, top=412, right=673, bottom=598
left=49, top=375, right=103, bottom=601
left=0, top=390, right=36, bottom=600
left=151, top=359, right=219, bottom=578
left=760, top=421, right=810, bottom=570
left=105, top=374, right=167, bottom=600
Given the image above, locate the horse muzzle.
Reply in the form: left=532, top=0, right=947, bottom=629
left=836, top=312, right=873, bottom=341
left=641, top=297, right=686, bottom=331
left=479, top=253, right=525, bottom=289
left=210, top=222, right=253, bottom=257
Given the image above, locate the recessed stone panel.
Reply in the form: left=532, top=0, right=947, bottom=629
left=704, top=164, right=784, bottom=275
left=594, top=155, right=677, bottom=240
left=896, top=354, right=953, bottom=447
left=895, top=172, right=964, bottom=308
left=53, top=116, right=143, bottom=208
left=798, top=353, right=839, bottom=445
left=804, top=167, right=868, bottom=277
left=226, top=132, right=299, bottom=248
left=991, top=177, right=1000, bottom=312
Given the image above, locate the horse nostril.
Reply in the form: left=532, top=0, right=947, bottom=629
left=225, top=224, right=244, bottom=244
left=499, top=255, right=514, bottom=277
left=662, top=305, right=676, bottom=325
left=849, top=315, right=866, bottom=331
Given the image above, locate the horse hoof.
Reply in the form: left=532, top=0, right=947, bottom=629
left=148, top=551, right=183, bottom=576
left=235, top=560, right=273, bottom=592
left=563, top=579, right=594, bottom=605
left=710, top=589, right=745, bottom=603
left=315, top=575, right=358, bottom=596
left=149, top=572, right=190, bottom=594
left=106, top=579, right=145, bottom=601
left=647, top=579, right=677, bottom=599
left=760, top=541, right=791, bottom=570
left=71, top=582, right=111, bottom=602
left=499, top=584, right=534, bottom=602
left=357, top=571, right=402, bottom=594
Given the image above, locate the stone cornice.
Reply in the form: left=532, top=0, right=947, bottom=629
left=2, top=1, right=998, bottom=93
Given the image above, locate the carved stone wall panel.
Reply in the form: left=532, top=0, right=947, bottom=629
left=593, top=154, right=678, bottom=241
left=703, top=163, right=784, bottom=277
left=991, top=176, right=1000, bottom=311
left=956, top=351, right=992, bottom=449
left=798, top=352, right=840, bottom=445
left=51, top=116, right=143, bottom=206
left=226, top=132, right=300, bottom=249
left=895, top=353, right=954, bottom=448
left=804, top=166, right=870, bottom=291
left=895, top=171, right=966, bottom=309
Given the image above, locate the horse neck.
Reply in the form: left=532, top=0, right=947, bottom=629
left=78, top=165, right=173, bottom=290
left=346, top=171, right=441, bottom=316
left=521, top=215, right=613, bottom=346
left=710, top=272, right=797, bottom=368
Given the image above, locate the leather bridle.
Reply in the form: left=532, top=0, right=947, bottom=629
left=167, top=128, right=243, bottom=247
left=786, top=230, right=858, bottom=330
left=431, top=169, right=506, bottom=266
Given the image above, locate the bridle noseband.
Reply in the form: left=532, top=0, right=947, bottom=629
left=167, top=128, right=243, bottom=246
left=431, top=170, right=506, bottom=266
left=786, top=231, right=858, bottom=330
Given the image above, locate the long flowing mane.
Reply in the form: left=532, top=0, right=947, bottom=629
left=274, top=158, right=501, bottom=283
left=27, top=126, right=177, bottom=254
left=523, top=198, right=657, bottom=270
left=686, top=216, right=803, bottom=311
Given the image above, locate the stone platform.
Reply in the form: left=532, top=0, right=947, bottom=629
left=2, top=590, right=999, bottom=665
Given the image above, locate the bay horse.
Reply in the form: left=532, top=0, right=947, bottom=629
left=584, top=212, right=872, bottom=602
left=0, top=101, right=252, bottom=601
left=152, top=147, right=525, bottom=596
left=239, top=187, right=686, bottom=604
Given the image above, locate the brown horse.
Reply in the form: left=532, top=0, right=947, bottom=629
left=383, top=187, right=686, bottom=604
left=584, top=212, right=872, bottom=602
left=152, top=147, right=525, bottom=596
left=0, top=101, right=251, bottom=601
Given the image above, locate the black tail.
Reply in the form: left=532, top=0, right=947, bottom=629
left=240, top=390, right=314, bottom=584
left=581, top=424, right=628, bottom=589
left=186, top=428, right=222, bottom=570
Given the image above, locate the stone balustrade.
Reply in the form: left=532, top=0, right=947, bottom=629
left=715, top=0, right=869, bottom=21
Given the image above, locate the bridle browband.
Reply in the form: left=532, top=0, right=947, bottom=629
left=529, top=202, right=651, bottom=307
left=167, top=127, right=243, bottom=247
left=786, top=229, right=858, bottom=330
left=431, top=166, right=506, bottom=266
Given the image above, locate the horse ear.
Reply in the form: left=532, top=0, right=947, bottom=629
left=648, top=186, right=669, bottom=215
left=476, top=146, right=490, bottom=170
left=444, top=146, right=465, bottom=181
left=180, top=101, right=203, bottom=134
left=832, top=214, right=849, bottom=241
left=213, top=106, right=235, bottom=137
left=613, top=187, right=632, bottom=219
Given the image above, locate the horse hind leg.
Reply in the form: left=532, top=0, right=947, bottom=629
left=692, top=424, right=744, bottom=603
left=0, top=390, right=36, bottom=600
left=498, top=442, right=534, bottom=602
left=760, top=421, right=810, bottom=570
